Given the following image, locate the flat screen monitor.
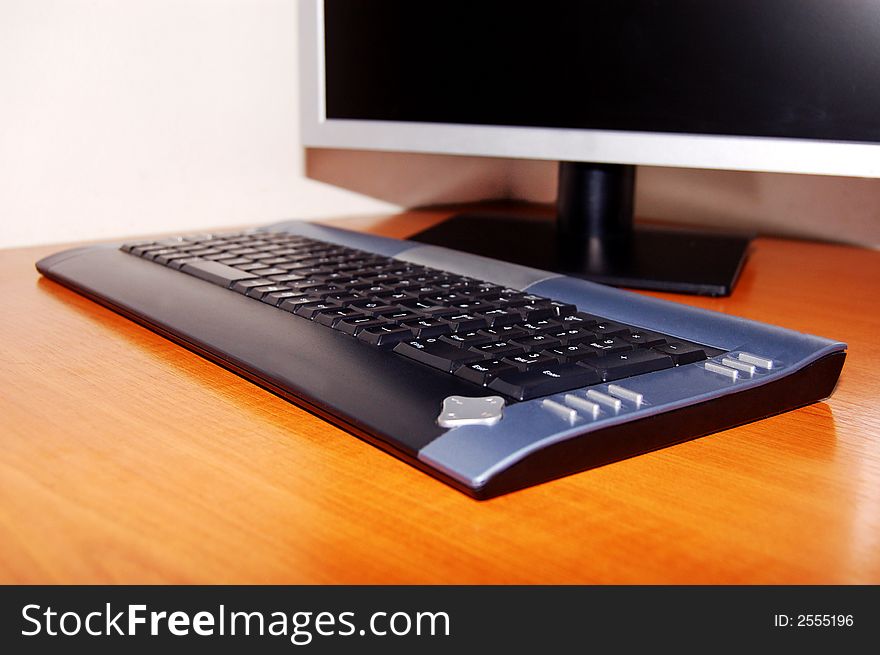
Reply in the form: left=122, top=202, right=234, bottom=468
left=299, top=0, right=880, bottom=295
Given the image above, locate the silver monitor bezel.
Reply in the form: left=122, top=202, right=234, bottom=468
left=299, top=0, right=880, bottom=178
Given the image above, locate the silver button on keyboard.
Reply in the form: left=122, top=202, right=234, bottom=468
left=607, top=384, right=644, bottom=406
left=721, top=357, right=756, bottom=376
left=437, top=395, right=505, bottom=428
left=585, top=389, right=622, bottom=412
left=704, top=361, right=739, bottom=380
left=541, top=399, right=579, bottom=424
left=737, top=352, right=774, bottom=369
left=563, top=394, right=601, bottom=419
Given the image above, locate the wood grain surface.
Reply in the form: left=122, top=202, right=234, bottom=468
left=1, top=207, right=878, bottom=584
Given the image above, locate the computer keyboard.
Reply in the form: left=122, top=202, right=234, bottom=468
left=36, top=221, right=847, bottom=498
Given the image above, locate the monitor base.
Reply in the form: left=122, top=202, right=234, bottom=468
left=409, top=213, right=751, bottom=297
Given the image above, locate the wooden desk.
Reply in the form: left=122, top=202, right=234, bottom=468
left=1, top=208, right=878, bottom=584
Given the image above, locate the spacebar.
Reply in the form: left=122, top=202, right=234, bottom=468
left=180, top=259, right=258, bottom=287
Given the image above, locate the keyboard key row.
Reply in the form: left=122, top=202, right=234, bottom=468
left=394, top=337, right=678, bottom=399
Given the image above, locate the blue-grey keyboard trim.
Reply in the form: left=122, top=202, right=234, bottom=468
left=261, top=221, right=845, bottom=491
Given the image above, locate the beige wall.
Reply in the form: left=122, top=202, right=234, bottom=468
left=0, top=0, right=397, bottom=248
left=3, top=1, right=878, bottom=249
left=506, top=160, right=880, bottom=247
left=307, top=149, right=880, bottom=248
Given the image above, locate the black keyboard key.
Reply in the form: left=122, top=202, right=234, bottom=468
left=454, top=359, right=518, bottom=386
left=478, top=325, right=529, bottom=341
left=471, top=341, right=524, bottom=358
left=230, top=278, right=274, bottom=294
left=225, top=247, right=259, bottom=256
left=278, top=294, right=326, bottom=312
left=518, top=303, right=556, bottom=321
left=494, top=291, right=529, bottom=308
left=378, top=310, right=423, bottom=325
left=550, top=328, right=597, bottom=345
left=654, top=342, right=708, bottom=365
left=401, top=318, right=453, bottom=338
left=393, top=339, right=486, bottom=373
left=475, top=308, right=522, bottom=327
left=294, top=301, right=342, bottom=319
left=418, top=306, right=460, bottom=319
left=544, top=344, right=599, bottom=363
left=560, top=312, right=599, bottom=329
left=417, top=291, right=457, bottom=303
left=248, top=267, right=288, bottom=277
left=469, top=289, right=505, bottom=301
left=322, top=292, right=362, bottom=304
left=206, top=252, right=242, bottom=262
left=153, top=251, right=191, bottom=265
left=147, top=248, right=185, bottom=261
left=223, top=257, right=255, bottom=267
left=586, top=317, right=631, bottom=337
left=488, top=364, right=602, bottom=401
left=397, top=299, right=449, bottom=314
left=335, top=316, right=388, bottom=335
left=181, top=260, right=259, bottom=287
left=314, top=307, right=363, bottom=326
left=510, top=334, right=562, bottom=352
left=440, top=331, right=495, bottom=348
left=246, top=285, right=293, bottom=300
left=297, top=283, right=346, bottom=295
left=621, top=329, right=667, bottom=348
left=371, top=290, right=412, bottom=303
left=254, top=256, right=290, bottom=266
left=579, top=349, right=674, bottom=381
left=262, top=290, right=307, bottom=306
left=128, top=245, right=164, bottom=257
left=346, top=299, right=400, bottom=316
left=403, top=285, right=443, bottom=299
left=449, top=300, right=497, bottom=313
left=582, top=336, right=634, bottom=355
left=181, top=247, right=222, bottom=258
left=235, top=262, right=274, bottom=272
left=549, top=301, right=578, bottom=317
left=502, top=351, right=560, bottom=371
left=166, top=256, right=202, bottom=270
left=121, top=240, right=154, bottom=253
left=441, top=313, right=487, bottom=332
left=357, top=324, right=414, bottom=348
left=519, top=319, right=563, bottom=334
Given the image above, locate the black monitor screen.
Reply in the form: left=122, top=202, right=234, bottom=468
left=323, top=0, right=880, bottom=143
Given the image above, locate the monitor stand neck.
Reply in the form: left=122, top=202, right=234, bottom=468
left=557, top=161, right=634, bottom=243
left=408, top=161, right=752, bottom=297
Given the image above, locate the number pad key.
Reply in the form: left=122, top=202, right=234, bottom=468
left=488, top=364, right=602, bottom=401
left=583, top=336, right=634, bottom=355
left=393, top=339, right=486, bottom=373
left=502, top=352, right=560, bottom=371
left=471, top=341, right=524, bottom=358
left=454, top=359, right=519, bottom=386
left=510, top=334, right=561, bottom=352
